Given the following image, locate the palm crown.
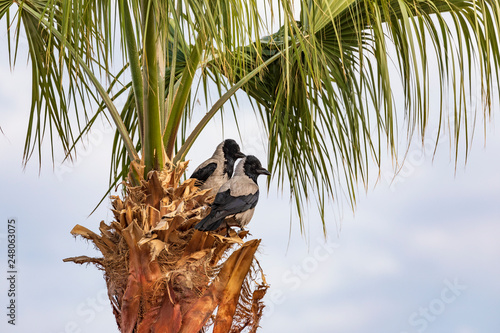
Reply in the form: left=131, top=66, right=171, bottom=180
left=1, top=0, right=498, bottom=227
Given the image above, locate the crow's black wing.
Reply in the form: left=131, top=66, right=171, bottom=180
left=211, top=189, right=259, bottom=217
left=190, top=162, right=217, bottom=183
left=195, top=190, right=259, bottom=231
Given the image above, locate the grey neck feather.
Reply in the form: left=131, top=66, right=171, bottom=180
left=211, top=142, right=225, bottom=160
left=233, top=157, right=247, bottom=177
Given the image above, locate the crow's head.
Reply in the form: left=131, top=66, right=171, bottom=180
left=222, top=139, right=245, bottom=161
left=243, top=155, right=270, bottom=183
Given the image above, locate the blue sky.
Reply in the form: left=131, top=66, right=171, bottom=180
left=1, top=20, right=500, bottom=333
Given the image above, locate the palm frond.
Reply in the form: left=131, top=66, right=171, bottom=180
left=206, top=0, right=500, bottom=229
left=3, top=0, right=498, bottom=232
left=3, top=0, right=138, bottom=167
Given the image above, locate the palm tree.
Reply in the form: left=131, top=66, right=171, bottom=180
left=1, top=0, right=499, bottom=331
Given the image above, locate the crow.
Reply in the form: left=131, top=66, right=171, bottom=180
left=195, top=155, right=270, bottom=231
left=190, top=139, right=245, bottom=196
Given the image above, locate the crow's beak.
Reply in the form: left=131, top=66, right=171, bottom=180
left=257, top=167, right=271, bottom=176
left=235, top=151, right=246, bottom=159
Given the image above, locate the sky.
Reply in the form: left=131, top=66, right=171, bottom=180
left=1, top=16, right=500, bottom=333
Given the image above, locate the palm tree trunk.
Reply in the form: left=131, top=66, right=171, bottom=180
left=64, top=161, right=268, bottom=332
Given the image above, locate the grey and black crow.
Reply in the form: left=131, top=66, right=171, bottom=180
left=195, top=155, right=270, bottom=231
left=190, top=139, right=245, bottom=196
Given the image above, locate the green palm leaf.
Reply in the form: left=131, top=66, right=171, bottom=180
left=203, top=0, right=500, bottom=227
left=2, top=0, right=499, bottom=231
